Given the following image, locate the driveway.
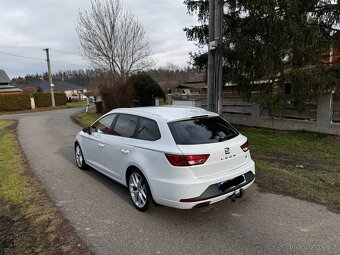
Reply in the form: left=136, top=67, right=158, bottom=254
left=1, top=108, right=339, bottom=255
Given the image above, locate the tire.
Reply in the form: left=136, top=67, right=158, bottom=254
left=74, top=143, right=88, bottom=170
left=128, top=169, right=152, bottom=212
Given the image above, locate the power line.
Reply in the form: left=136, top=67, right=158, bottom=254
left=50, top=48, right=80, bottom=56
left=0, top=51, right=44, bottom=61
left=0, top=46, right=81, bottom=57
left=51, top=60, right=88, bottom=68
left=0, top=50, right=88, bottom=68
left=0, top=46, right=43, bottom=49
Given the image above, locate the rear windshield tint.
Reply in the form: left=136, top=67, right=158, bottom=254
left=168, top=116, right=239, bottom=145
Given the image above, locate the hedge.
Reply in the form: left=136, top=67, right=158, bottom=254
left=0, top=94, right=31, bottom=111
left=33, top=93, right=67, bottom=107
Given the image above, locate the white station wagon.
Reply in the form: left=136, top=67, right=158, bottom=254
left=74, top=106, right=255, bottom=211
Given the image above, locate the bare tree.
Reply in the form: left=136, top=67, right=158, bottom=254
left=76, top=0, right=154, bottom=78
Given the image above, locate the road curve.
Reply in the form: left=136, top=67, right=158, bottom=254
left=1, top=108, right=339, bottom=255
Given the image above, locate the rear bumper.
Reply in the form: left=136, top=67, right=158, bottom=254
left=152, top=160, right=255, bottom=209
left=180, top=171, right=254, bottom=202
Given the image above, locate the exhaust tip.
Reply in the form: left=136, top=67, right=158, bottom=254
left=193, top=201, right=210, bottom=208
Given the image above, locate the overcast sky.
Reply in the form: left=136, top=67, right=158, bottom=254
left=0, top=0, right=199, bottom=78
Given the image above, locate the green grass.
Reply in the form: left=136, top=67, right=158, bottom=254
left=67, top=102, right=89, bottom=108
left=0, top=120, right=91, bottom=254
left=238, top=126, right=340, bottom=213
left=72, top=111, right=101, bottom=127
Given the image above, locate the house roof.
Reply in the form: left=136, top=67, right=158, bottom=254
left=0, top=69, right=11, bottom=84
left=0, top=69, right=22, bottom=93
left=176, top=81, right=207, bottom=90
left=0, top=85, right=22, bottom=93
left=0, top=87, right=22, bottom=93
left=20, top=80, right=86, bottom=92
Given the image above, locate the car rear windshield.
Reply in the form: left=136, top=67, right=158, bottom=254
left=168, top=116, right=239, bottom=145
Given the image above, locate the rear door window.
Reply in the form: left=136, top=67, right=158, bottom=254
left=168, top=116, right=238, bottom=145
left=136, top=117, right=161, bottom=141
left=113, top=114, right=138, bottom=138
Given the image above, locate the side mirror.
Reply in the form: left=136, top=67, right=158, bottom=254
left=82, top=127, right=92, bottom=135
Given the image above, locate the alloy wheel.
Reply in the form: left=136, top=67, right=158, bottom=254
left=75, top=145, right=84, bottom=168
left=129, top=172, right=147, bottom=208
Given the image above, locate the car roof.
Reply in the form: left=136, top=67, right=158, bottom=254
left=109, top=106, right=218, bottom=122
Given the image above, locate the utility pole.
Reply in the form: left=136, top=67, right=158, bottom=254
left=215, top=0, right=224, bottom=115
left=208, top=0, right=215, bottom=112
left=44, top=48, right=55, bottom=107
left=208, top=0, right=224, bottom=114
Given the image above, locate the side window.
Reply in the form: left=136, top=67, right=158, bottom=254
left=113, top=114, right=138, bottom=138
left=136, top=117, right=161, bottom=141
left=91, top=114, right=116, bottom=134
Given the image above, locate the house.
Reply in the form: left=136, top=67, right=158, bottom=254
left=0, top=69, right=22, bottom=94
left=20, top=80, right=87, bottom=101
left=321, top=48, right=340, bottom=64
left=174, top=81, right=207, bottom=95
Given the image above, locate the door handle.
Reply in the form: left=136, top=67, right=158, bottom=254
left=98, top=143, right=104, bottom=148
left=121, top=149, right=129, bottom=155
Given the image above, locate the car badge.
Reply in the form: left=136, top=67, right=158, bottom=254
left=224, top=147, right=230, bottom=155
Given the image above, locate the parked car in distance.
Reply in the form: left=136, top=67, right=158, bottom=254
left=74, top=106, right=255, bottom=211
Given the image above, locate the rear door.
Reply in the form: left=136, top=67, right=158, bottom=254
left=168, top=116, right=249, bottom=179
left=102, top=114, right=139, bottom=180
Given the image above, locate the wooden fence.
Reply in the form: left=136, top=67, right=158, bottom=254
left=333, top=95, right=340, bottom=123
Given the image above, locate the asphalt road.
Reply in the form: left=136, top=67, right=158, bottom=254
left=1, top=108, right=339, bottom=255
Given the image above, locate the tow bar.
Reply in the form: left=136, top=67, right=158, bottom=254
left=229, top=189, right=244, bottom=202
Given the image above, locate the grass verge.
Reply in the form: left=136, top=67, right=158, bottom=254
left=0, top=120, right=92, bottom=254
left=238, top=126, right=340, bottom=213
left=71, top=110, right=101, bottom=127
left=67, top=102, right=89, bottom=108
left=71, top=111, right=340, bottom=213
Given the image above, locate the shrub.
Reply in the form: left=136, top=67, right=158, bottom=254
left=0, top=94, right=31, bottom=111
left=33, top=93, right=51, bottom=107
left=98, top=77, right=134, bottom=113
left=54, top=93, right=67, bottom=106
left=33, top=93, right=67, bottom=107
left=23, top=87, right=36, bottom=94
left=129, top=73, right=165, bottom=106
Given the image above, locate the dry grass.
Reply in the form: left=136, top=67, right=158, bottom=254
left=0, top=120, right=92, bottom=254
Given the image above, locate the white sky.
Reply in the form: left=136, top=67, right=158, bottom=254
left=0, top=0, right=199, bottom=78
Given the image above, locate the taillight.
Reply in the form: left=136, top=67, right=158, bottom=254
left=241, top=140, right=249, bottom=152
left=165, top=154, right=210, bottom=166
